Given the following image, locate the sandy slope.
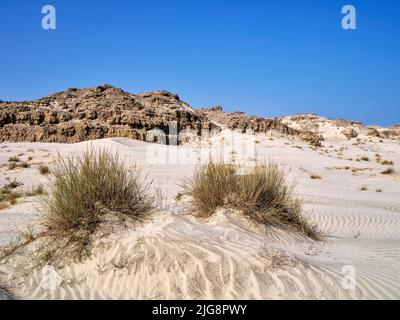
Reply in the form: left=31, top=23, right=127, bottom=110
left=0, top=130, right=399, bottom=299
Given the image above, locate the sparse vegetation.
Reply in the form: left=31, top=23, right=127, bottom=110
left=360, top=186, right=368, bottom=191
left=19, top=161, right=30, bottom=168
left=7, top=162, right=17, bottom=170
left=376, top=189, right=383, bottom=193
left=7, top=161, right=31, bottom=170
left=0, top=181, right=46, bottom=209
left=381, top=160, right=395, bottom=166
left=25, top=185, right=46, bottom=197
left=38, top=165, right=50, bottom=175
left=381, top=167, right=395, bottom=175
left=181, top=162, right=318, bottom=239
left=360, top=156, right=370, bottom=162
left=41, top=148, right=154, bottom=262
left=0, top=188, right=22, bottom=206
left=8, top=156, right=20, bottom=163
left=310, top=175, right=322, bottom=180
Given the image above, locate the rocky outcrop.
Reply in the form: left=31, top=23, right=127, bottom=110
left=0, top=85, right=215, bottom=144
left=199, top=107, right=325, bottom=146
left=4, top=85, right=387, bottom=146
left=199, top=107, right=298, bottom=135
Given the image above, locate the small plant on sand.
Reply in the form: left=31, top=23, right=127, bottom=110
left=310, top=175, right=322, bottom=180
left=381, top=160, right=394, bottom=166
left=25, top=185, right=46, bottom=197
left=381, top=167, right=395, bottom=175
left=0, top=188, right=22, bottom=206
left=7, top=162, right=17, bottom=170
left=360, top=186, right=368, bottom=191
left=38, top=165, right=50, bottom=175
left=376, top=189, right=383, bottom=193
left=41, top=148, right=154, bottom=263
left=360, top=156, right=370, bottom=162
left=8, top=156, right=20, bottom=163
left=19, top=162, right=30, bottom=168
left=181, top=162, right=318, bottom=239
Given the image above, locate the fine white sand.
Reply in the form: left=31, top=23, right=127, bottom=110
left=0, top=129, right=399, bottom=299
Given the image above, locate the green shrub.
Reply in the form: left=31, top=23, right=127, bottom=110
left=182, top=162, right=317, bottom=239
left=42, top=148, right=154, bottom=262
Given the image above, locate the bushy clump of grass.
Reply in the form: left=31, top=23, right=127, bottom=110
left=0, top=188, right=22, bottom=206
left=38, top=165, right=50, bottom=175
left=8, top=162, right=17, bottom=170
left=41, top=148, right=154, bottom=262
left=8, top=156, right=20, bottom=163
left=181, top=162, right=318, bottom=239
left=381, top=160, right=395, bottom=166
left=381, top=167, right=395, bottom=175
left=19, top=161, right=30, bottom=168
left=360, top=156, right=370, bottom=162
left=25, top=185, right=46, bottom=197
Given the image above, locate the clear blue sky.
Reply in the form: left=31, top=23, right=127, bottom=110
left=1, top=0, right=399, bottom=126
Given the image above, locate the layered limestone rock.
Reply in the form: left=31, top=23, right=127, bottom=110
left=3, top=86, right=393, bottom=146
left=199, top=107, right=323, bottom=146
left=0, top=85, right=215, bottom=144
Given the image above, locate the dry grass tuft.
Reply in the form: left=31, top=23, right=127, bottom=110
left=7, top=162, right=17, bottom=170
left=38, top=165, right=50, bottom=175
left=310, top=175, right=322, bottom=180
left=181, top=162, right=318, bottom=239
left=381, top=167, right=395, bottom=175
left=0, top=188, right=22, bottom=206
left=8, top=156, right=20, bottom=163
left=381, top=160, right=395, bottom=166
left=19, top=161, right=30, bottom=168
left=41, top=148, right=154, bottom=263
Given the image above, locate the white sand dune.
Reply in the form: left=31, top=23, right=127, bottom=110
left=1, top=131, right=399, bottom=299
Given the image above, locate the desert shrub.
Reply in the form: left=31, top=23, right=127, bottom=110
left=381, top=167, right=395, bottom=175
left=38, top=165, right=50, bottom=175
left=0, top=188, right=22, bottom=205
left=8, top=156, right=20, bottom=163
left=360, top=156, right=370, bottom=161
left=360, top=186, right=368, bottom=191
left=181, top=162, right=317, bottom=239
left=7, top=162, right=17, bottom=170
left=376, top=189, right=383, bottom=193
left=3, top=180, right=23, bottom=190
left=42, top=148, right=154, bottom=262
left=25, top=185, right=46, bottom=197
left=310, top=175, right=322, bottom=180
left=381, top=160, right=394, bottom=166
left=19, top=162, right=30, bottom=168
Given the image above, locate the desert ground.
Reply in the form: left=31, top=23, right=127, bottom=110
left=0, top=125, right=399, bottom=300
